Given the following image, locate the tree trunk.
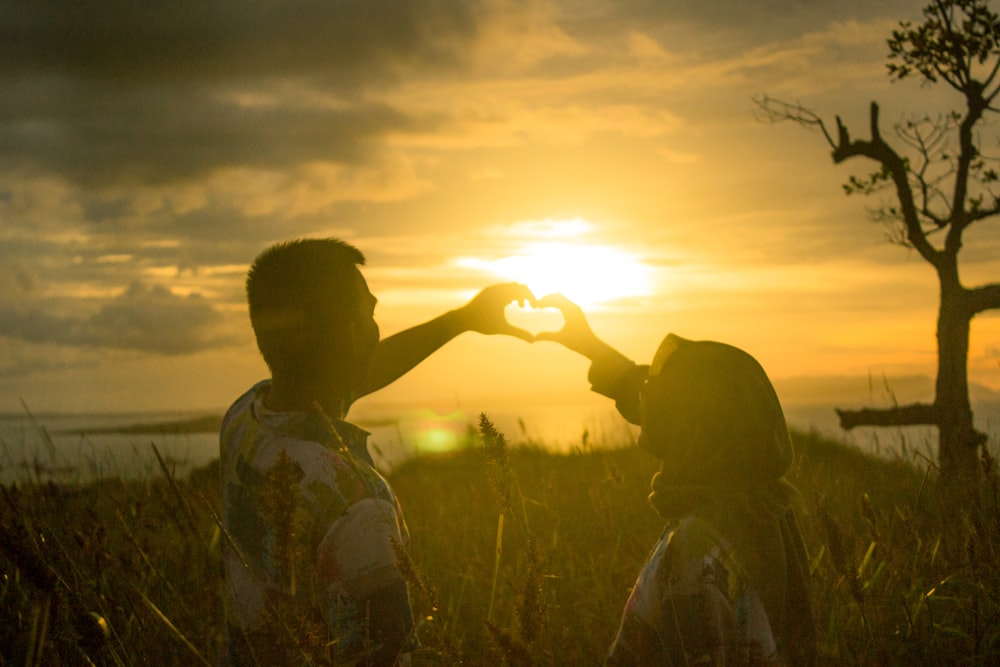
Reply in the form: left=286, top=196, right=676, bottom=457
left=935, top=282, right=980, bottom=480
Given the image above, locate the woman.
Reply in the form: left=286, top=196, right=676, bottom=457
left=537, top=295, right=816, bottom=666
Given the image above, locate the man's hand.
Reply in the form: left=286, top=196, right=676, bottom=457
left=357, top=282, right=536, bottom=399
left=454, top=283, right=537, bottom=342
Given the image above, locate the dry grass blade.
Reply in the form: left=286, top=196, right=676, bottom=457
left=818, top=503, right=865, bottom=604
left=0, top=516, right=57, bottom=594
left=134, top=586, right=212, bottom=667
left=488, top=512, right=504, bottom=625
left=151, top=442, right=201, bottom=539
left=25, top=593, right=53, bottom=667
left=388, top=536, right=461, bottom=663
left=19, top=398, right=57, bottom=461
left=861, top=492, right=880, bottom=542
left=2, top=420, right=997, bottom=664
left=197, top=492, right=317, bottom=664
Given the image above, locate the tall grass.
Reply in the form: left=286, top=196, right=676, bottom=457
left=0, top=418, right=997, bottom=664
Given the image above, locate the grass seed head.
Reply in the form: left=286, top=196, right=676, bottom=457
left=486, top=619, right=535, bottom=667
left=515, top=534, right=547, bottom=645
left=478, top=414, right=514, bottom=514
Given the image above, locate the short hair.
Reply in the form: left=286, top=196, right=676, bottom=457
left=246, top=238, right=366, bottom=376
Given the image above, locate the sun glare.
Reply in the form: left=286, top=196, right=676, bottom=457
left=459, top=219, right=654, bottom=308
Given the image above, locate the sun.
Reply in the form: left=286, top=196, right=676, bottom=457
left=458, top=219, right=654, bottom=308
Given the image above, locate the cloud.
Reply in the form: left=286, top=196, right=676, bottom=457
left=0, top=0, right=492, bottom=187
left=0, top=85, right=443, bottom=186
left=0, top=259, right=38, bottom=305
left=0, top=0, right=904, bottom=197
left=0, top=338, right=100, bottom=379
left=0, top=281, right=234, bottom=355
left=0, top=0, right=985, bottom=397
left=0, top=0, right=922, bottom=189
left=0, top=1, right=484, bottom=85
left=562, top=0, right=921, bottom=47
left=6, top=0, right=900, bottom=192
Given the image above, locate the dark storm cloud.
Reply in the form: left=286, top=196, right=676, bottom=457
left=0, top=282, right=233, bottom=354
left=0, top=0, right=482, bottom=84
left=0, top=0, right=481, bottom=186
left=0, top=81, right=439, bottom=185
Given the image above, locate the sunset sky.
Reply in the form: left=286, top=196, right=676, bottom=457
left=2, top=0, right=998, bottom=421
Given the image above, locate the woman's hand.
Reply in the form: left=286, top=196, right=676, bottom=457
left=533, top=293, right=611, bottom=360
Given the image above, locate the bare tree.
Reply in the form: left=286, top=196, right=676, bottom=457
left=757, top=0, right=1000, bottom=481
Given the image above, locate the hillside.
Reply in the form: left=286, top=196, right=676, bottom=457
left=0, top=428, right=997, bottom=664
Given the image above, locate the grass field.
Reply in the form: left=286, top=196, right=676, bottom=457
left=1, top=419, right=998, bottom=665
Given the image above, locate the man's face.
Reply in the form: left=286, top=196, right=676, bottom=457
left=311, top=266, right=380, bottom=394
left=351, top=269, right=380, bottom=368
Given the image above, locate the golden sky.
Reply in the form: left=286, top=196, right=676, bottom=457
left=1, top=0, right=998, bottom=417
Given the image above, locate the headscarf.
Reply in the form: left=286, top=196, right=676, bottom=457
left=640, top=334, right=815, bottom=665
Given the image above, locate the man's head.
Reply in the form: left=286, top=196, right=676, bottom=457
left=246, top=238, right=379, bottom=395
left=638, top=334, right=792, bottom=485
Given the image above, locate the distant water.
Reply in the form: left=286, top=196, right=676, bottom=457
left=1, top=401, right=996, bottom=483
left=0, top=412, right=222, bottom=484
left=783, top=401, right=1000, bottom=465
left=0, top=404, right=635, bottom=484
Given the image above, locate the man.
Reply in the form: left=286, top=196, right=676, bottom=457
left=220, top=238, right=533, bottom=665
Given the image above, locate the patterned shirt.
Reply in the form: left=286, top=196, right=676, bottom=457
left=220, top=381, right=415, bottom=666
left=606, top=517, right=781, bottom=666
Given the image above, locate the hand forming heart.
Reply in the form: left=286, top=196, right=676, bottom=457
left=503, top=302, right=566, bottom=338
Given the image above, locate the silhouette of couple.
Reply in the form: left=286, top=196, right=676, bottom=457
left=220, top=238, right=816, bottom=666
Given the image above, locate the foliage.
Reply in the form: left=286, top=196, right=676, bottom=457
left=887, top=0, right=1000, bottom=89
left=1, top=425, right=999, bottom=664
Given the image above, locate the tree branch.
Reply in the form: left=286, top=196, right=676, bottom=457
left=753, top=95, right=837, bottom=148
left=949, top=91, right=987, bottom=244
left=831, top=102, right=941, bottom=267
left=835, top=402, right=936, bottom=430
left=898, top=116, right=953, bottom=227
left=968, top=282, right=1000, bottom=314
left=982, top=50, right=1000, bottom=97
left=966, top=201, right=1000, bottom=224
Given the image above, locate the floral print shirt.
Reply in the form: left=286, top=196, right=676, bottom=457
left=606, top=517, right=781, bottom=666
left=220, top=381, right=415, bottom=666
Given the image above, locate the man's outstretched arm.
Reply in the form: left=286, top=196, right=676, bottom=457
left=358, top=282, right=535, bottom=398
